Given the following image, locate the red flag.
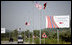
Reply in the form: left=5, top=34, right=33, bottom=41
left=25, top=22, right=30, bottom=26
left=43, top=2, right=47, bottom=10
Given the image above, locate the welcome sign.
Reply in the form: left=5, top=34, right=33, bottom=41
left=46, top=15, right=70, bottom=28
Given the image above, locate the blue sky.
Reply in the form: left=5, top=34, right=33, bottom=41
left=1, top=1, right=71, bottom=31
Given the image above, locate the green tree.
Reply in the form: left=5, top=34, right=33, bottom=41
left=25, top=30, right=30, bottom=38
left=59, top=29, right=71, bottom=42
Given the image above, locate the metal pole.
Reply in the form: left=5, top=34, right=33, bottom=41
left=32, top=30, right=34, bottom=44
left=32, top=1, right=34, bottom=43
left=40, top=9, right=42, bottom=44
left=24, top=31, right=25, bottom=42
left=44, top=31, right=45, bottom=44
left=39, top=23, right=41, bottom=44
left=57, top=29, right=59, bottom=44
left=39, top=10, right=41, bottom=44
left=29, top=15, right=31, bottom=43
left=44, top=32, right=45, bottom=44
left=29, top=29, right=30, bottom=43
left=9, top=30, right=10, bottom=41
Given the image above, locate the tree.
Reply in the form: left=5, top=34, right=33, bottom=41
left=59, top=29, right=71, bottom=42
left=25, top=30, right=30, bottom=38
left=13, top=29, right=18, bottom=38
left=34, top=30, right=40, bottom=37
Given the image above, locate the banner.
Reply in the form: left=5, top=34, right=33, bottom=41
left=46, top=15, right=70, bottom=28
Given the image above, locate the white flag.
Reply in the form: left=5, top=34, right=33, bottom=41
left=35, top=3, right=42, bottom=10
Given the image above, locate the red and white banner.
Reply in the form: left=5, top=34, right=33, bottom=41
left=46, top=16, right=70, bottom=28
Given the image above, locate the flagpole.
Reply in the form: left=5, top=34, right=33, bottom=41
left=39, top=10, right=40, bottom=44
left=28, top=17, right=30, bottom=43
left=42, top=2, right=47, bottom=44
left=29, top=29, right=30, bottom=43
left=24, top=29, right=25, bottom=43
left=44, top=38, right=45, bottom=44
left=40, top=9, right=41, bottom=44
left=57, top=28, right=59, bottom=44
left=24, top=31, right=25, bottom=42
left=27, top=19, right=29, bottom=43
left=44, top=31, right=45, bottom=44
left=39, top=2, right=42, bottom=44
left=25, top=23, right=27, bottom=43
left=43, top=32, right=45, bottom=44
left=44, top=4, right=47, bottom=44
left=29, top=17, right=31, bottom=43
left=32, top=1, right=34, bottom=44
left=43, top=7, right=45, bottom=44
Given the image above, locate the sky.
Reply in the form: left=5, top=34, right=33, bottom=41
left=1, top=1, right=71, bottom=31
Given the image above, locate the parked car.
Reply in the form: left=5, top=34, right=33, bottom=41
left=18, top=35, right=23, bottom=43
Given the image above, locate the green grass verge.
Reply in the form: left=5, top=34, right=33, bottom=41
left=1, top=38, right=71, bottom=44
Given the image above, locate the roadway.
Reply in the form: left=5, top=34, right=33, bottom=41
left=1, top=41, right=35, bottom=44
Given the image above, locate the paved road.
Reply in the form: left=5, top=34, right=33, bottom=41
left=1, top=41, right=35, bottom=44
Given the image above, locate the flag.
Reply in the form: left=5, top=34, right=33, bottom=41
left=35, top=3, right=39, bottom=8
left=25, top=22, right=30, bottom=26
left=43, top=2, right=47, bottom=10
left=35, top=2, right=47, bottom=10
left=38, top=4, right=42, bottom=10
left=35, top=2, right=42, bottom=10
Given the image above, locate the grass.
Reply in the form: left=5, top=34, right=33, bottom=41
left=1, top=38, right=9, bottom=41
left=25, top=38, right=29, bottom=42
left=1, top=38, right=71, bottom=44
left=34, top=38, right=40, bottom=44
left=29, top=38, right=32, bottom=43
left=34, top=38, right=71, bottom=44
